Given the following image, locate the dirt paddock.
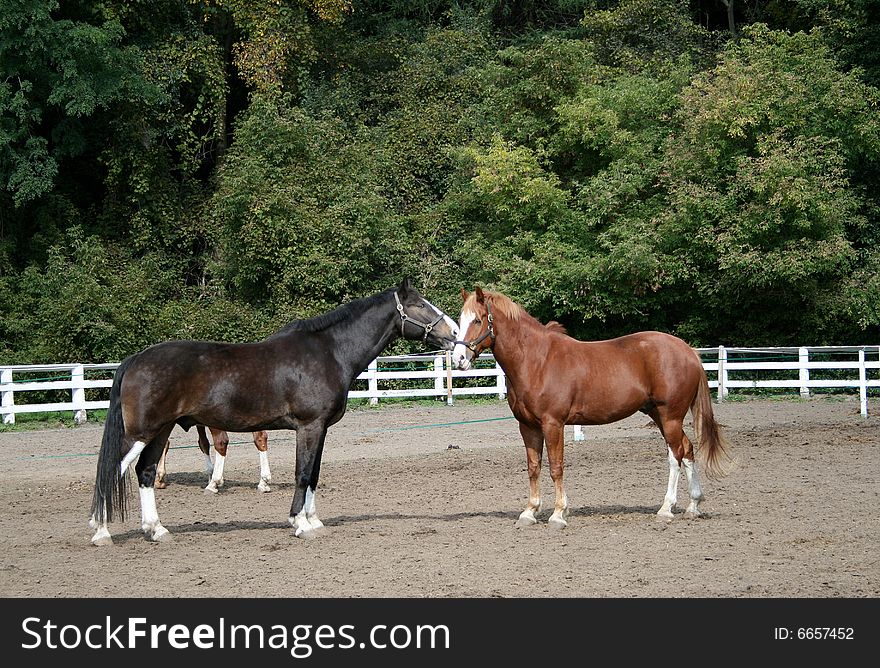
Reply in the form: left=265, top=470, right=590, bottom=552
left=0, top=396, right=877, bottom=598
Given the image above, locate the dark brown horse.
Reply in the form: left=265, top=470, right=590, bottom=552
left=155, top=426, right=271, bottom=493
left=89, top=279, right=459, bottom=545
left=452, top=287, right=730, bottom=529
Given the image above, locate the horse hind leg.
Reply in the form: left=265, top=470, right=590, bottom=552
left=516, top=422, right=544, bottom=527
left=680, top=432, right=704, bottom=518
left=134, top=427, right=175, bottom=542
left=254, top=431, right=271, bottom=493
left=155, top=440, right=170, bottom=489
left=204, top=427, right=228, bottom=494
left=544, top=422, right=568, bottom=530
left=650, top=411, right=685, bottom=521
left=90, top=436, right=147, bottom=546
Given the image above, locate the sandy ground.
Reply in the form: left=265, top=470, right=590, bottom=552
left=0, top=396, right=877, bottom=598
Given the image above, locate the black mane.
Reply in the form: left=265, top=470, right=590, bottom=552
left=268, top=288, right=394, bottom=337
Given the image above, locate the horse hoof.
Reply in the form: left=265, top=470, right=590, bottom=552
left=516, top=515, right=537, bottom=528
left=151, top=527, right=172, bottom=543
left=155, top=480, right=167, bottom=489
left=91, top=534, right=113, bottom=547
left=299, top=526, right=328, bottom=540
left=683, top=510, right=701, bottom=520
left=257, top=481, right=271, bottom=493
left=548, top=517, right=568, bottom=531
left=204, top=485, right=219, bottom=494
left=655, top=511, right=674, bottom=523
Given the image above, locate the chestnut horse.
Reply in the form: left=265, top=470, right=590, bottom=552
left=155, top=426, right=272, bottom=493
left=89, top=279, right=459, bottom=545
left=452, top=287, right=730, bottom=529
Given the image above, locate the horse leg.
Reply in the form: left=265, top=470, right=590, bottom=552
left=254, top=430, right=271, bottom=493
left=650, top=410, right=685, bottom=521
left=302, top=430, right=327, bottom=530
left=516, top=422, right=544, bottom=527
left=205, top=427, right=228, bottom=494
left=197, top=424, right=214, bottom=477
left=89, top=435, right=148, bottom=546
left=544, top=422, right=568, bottom=530
left=155, top=440, right=170, bottom=489
left=134, top=426, right=175, bottom=542
left=89, top=434, right=146, bottom=546
left=680, top=432, right=704, bottom=518
left=288, top=422, right=326, bottom=538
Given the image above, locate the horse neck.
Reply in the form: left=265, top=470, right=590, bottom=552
left=489, top=310, right=547, bottom=385
left=325, top=298, right=400, bottom=380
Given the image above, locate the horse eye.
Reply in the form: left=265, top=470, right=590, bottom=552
left=474, top=318, right=482, bottom=325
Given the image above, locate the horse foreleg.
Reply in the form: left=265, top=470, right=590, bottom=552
left=544, top=422, right=568, bottom=530
left=516, top=422, right=544, bottom=527
left=289, top=423, right=327, bottom=538
left=303, top=431, right=327, bottom=530
left=254, top=430, right=271, bottom=492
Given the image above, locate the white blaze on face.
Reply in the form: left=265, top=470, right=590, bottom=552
left=422, top=298, right=459, bottom=338
left=453, top=309, right=477, bottom=370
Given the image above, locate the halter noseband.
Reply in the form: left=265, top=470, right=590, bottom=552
left=394, top=291, right=446, bottom=342
left=453, top=301, right=496, bottom=354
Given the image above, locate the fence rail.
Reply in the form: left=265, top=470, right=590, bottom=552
left=2, top=345, right=878, bottom=426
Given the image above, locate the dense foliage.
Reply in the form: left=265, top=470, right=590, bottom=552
left=2, top=0, right=878, bottom=363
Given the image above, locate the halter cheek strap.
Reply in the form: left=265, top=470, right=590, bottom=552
left=394, top=292, right=445, bottom=342
left=453, top=302, right=495, bottom=354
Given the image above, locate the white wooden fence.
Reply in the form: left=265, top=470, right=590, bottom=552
left=2, top=345, right=877, bottom=426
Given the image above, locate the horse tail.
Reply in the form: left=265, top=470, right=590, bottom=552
left=90, top=355, right=136, bottom=524
left=690, top=358, right=733, bottom=481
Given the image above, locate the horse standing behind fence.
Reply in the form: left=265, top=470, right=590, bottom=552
left=452, top=287, right=731, bottom=529
left=89, top=278, right=459, bottom=545
left=156, top=426, right=272, bottom=493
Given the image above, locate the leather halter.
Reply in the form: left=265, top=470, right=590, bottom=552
left=394, top=291, right=446, bottom=342
left=453, top=301, right=495, bottom=354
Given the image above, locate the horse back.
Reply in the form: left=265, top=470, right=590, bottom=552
left=535, top=330, right=703, bottom=424
left=119, top=338, right=344, bottom=434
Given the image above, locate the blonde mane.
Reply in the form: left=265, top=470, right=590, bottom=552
left=463, top=290, right=524, bottom=321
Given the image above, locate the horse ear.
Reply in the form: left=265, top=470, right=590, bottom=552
left=398, top=277, right=413, bottom=296
left=460, top=288, right=470, bottom=302
left=474, top=286, right=485, bottom=303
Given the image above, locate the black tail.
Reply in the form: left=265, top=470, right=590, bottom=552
left=90, top=355, right=136, bottom=524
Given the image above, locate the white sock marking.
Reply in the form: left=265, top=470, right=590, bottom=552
left=659, top=447, right=681, bottom=515
left=259, top=450, right=271, bottom=483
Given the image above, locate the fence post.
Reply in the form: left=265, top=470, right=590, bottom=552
left=71, top=364, right=87, bottom=424
left=1, top=368, right=14, bottom=425
left=368, top=358, right=379, bottom=406
left=495, top=357, right=506, bottom=400
left=433, top=354, right=443, bottom=397
left=444, top=352, right=454, bottom=406
left=859, top=348, right=868, bottom=418
left=799, top=347, right=810, bottom=398
left=717, top=346, right=727, bottom=401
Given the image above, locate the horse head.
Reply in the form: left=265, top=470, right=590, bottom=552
left=394, top=277, right=459, bottom=350
left=453, top=286, right=496, bottom=370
